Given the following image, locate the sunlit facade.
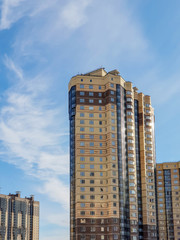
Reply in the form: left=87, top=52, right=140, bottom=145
left=0, top=192, right=39, bottom=240
left=156, top=162, right=180, bottom=240
left=69, top=68, right=157, bottom=240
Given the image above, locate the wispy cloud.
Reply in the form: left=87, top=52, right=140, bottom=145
left=61, top=0, right=92, bottom=29
left=0, top=56, right=69, bottom=209
left=0, top=0, right=92, bottom=31
left=0, top=0, right=28, bottom=30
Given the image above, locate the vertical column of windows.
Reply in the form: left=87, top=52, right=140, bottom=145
left=164, top=169, right=174, bottom=239
left=144, top=102, right=157, bottom=234
left=126, top=90, right=139, bottom=239
left=69, top=86, right=76, bottom=240
left=134, top=100, right=143, bottom=239
left=116, top=85, right=127, bottom=239
left=156, top=168, right=167, bottom=240
left=172, top=168, right=180, bottom=239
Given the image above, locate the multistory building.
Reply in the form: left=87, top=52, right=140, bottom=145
left=0, top=192, right=39, bottom=240
left=156, top=162, right=180, bottom=240
left=69, top=68, right=157, bottom=240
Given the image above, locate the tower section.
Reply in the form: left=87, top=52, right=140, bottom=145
left=69, top=68, right=157, bottom=240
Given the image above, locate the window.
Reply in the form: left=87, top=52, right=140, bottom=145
left=89, top=120, right=94, bottom=125
left=99, top=107, right=102, bottom=110
left=90, top=187, right=94, bottom=192
left=80, top=172, right=85, bottom=176
left=89, top=128, right=94, bottom=132
left=90, top=195, right=95, bottom=199
left=99, top=100, right=102, bottom=103
left=111, top=105, right=115, bottom=109
left=80, top=120, right=84, bottom=124
left=90, top=157, right=94, bottom=161
left=90, top=165, right=94, bottom=169
left=111, top=119, right=115, bottom=124
left=89, top=99, right=94, bottom=103
left=80, top=92, right=84, bottom=96
left=90, top=211, right=95, bottom=215
left=89, top=107, right=94, bottom=110
left=81, top=211, right=85, bottom=215
left=111, top=112, right=115, bottom=116
left=80, top=179, right=85, bottom=184
left=127, top=111, right=133, bottom=116
left=80, top=149, right=85, bottom=154
left=100, top=143, right=102, bottom=147
left=99, top=92, right=102, bottom=97
left=90, top=172, right=94, bottom=176
left=90, top=142, right=94, bottom=147
left=89, top=113, right=94, bottom=117
left=110, top=83, right=114, bottom=88
left=90, top=180, right=94, bottom=184
left=80, top=84, right=84, bottom=89
left=80, top=195, right=85, bottom=199
left=80, top=165, right=85, bottom=169
left=80, top=113, right=84, bottom=117
left=99, top=86, right=102, bottom=89
left=90, top=150, right=94, bottom=154
left=80, top=135, right=85, bottom=139
left=80, top=157, right=85, bottom=161
left=89, top=85, right=93, bottom=89
left=80, top=187, right=85, bottom=192
left=80, top=106, right=84, bottom=110
left=80, top=127, right=85, bottom=132
left=99, top=128, right=102, bottom=132
left=99, top=135, right=102, bottom=140
left=80, top=142, right=85, bottom=146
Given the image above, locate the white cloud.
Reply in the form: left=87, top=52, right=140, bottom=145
left=61, top=0, right=92, bottom=29
left=0, top=0, right=93, bottom=31
left=0, top=0, right=28, bottom=30
left=4, top=55, right=23, bottom=80
left=0, top=57, right=69, bottom=208
left=39, top=178, right=69, bottom=208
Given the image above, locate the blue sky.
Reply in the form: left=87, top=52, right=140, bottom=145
left=0, top=0, right=180, bottom=239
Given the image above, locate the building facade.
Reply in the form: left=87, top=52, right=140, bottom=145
left=69, top=68, right=157, bottom=240
left=156, top=162, right=180, bottom=240
left=0, top=192, right=39, bottom=240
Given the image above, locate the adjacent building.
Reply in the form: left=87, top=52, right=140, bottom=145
left=0, top=192, right=39, bottom=240
left=156, top=162, right=180, bottom=240
left=69, top=68, right=157, bottom=240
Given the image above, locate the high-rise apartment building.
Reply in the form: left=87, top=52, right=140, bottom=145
left=0, top=192, right=39, bottom=240
left=69, top=68, right=157, bottom=240
left=156, top=162, right=180, bottom=240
